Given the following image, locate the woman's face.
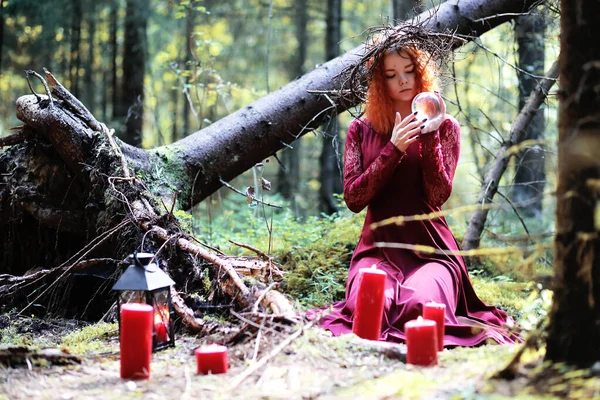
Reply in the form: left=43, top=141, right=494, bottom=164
left=383, top=50, right=417, bottom=104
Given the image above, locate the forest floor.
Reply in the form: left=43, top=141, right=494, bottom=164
left=1, top=313, right=599, bottom=400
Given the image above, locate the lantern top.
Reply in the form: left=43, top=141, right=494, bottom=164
left=111, top=252, right=175, bottom=292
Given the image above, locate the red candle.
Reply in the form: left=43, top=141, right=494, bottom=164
left=195, top=344, right=228, bottom=375
left=352, top=264, right=387, bottom=341
left=405, top=316, right=438, bottom=366
left=423, top=302, right=446, bottom=351
left=120, top=303, right=153, bottom=379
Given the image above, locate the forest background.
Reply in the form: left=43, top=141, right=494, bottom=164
left=0, top=0, right=559, bottom=310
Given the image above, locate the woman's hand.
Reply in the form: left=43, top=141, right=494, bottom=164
left=421, top=91, right=446, bottom=134
left=391, top=111, right=426, bottom=152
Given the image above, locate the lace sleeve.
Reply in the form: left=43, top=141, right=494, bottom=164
left=343, top=120, right=406, bottom=213
left=419, top=117, right=461, bottom=208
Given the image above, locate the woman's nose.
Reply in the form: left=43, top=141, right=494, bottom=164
left=398, top=74, right=408, bottom=84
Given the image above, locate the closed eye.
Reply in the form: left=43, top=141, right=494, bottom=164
left=385, top=74, right=396, bottom=79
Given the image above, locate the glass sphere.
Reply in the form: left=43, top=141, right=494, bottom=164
left=411, top=92, right=442, bottom=121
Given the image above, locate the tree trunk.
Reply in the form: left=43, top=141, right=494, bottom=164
left=277, top=0, right=308, bottom=213
left=392, top=0, right=421, bottom=22
left=120, top=0, right=148, bottom=146
left=69, top=0, right=82, bottom=98
left=182, top=3, right=195, bottom=138
left=545, top=0, right=600, bottom=367
left=512, top=8, right=546, bottom=217
left=110, top=0, right=119, bottom=120
left=319, top=0, right=343, bottom=215
left=0, top=0, right=4, bottom=74
left=83, top=0, right=97, bottom=116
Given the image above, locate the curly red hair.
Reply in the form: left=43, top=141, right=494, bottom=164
left=365, top=47, right=438, bottom=134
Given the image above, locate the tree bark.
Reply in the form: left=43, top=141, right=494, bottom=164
left=512, top=8, right=546, bottom=217
left=83, top=0, right=97, bottom=116
left=110, top=0, right=119, bottom=120
left=461, top=61, right=558, bottom=251
left=545, top=0, right=600, bottom=367
left=319, top=0, right=343, bottom=215
left=182, top=3, right=195, bottom=138
left=277, top=0, right=307, bottom=212
left=69, top=0, right=82, bottom=98
left=119, top=0, right=148, bottom=146
left=153, top=0, right=547, bottom=211
left=0, top=0, right=4, bottom=74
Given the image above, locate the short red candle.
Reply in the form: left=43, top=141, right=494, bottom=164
left=120, top=303, right=153, bottom=379
left=154, top=318, right=168, bottom=343
left=405, top=316, right=438, bottom=366
left=423, top=302, right=446, bottom=351
left=195, top=344, right=228, bottom=375
left=154, top=307, right=169, bottom=343
left=352, top=265, right=387, bottom=341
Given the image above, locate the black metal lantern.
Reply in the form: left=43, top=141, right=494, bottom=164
left=112, top=252, right=176, bottom=352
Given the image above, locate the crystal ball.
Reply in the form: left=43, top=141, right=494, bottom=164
left=411, top=92, right=442, bottom=121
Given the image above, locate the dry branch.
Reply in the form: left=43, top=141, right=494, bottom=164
left=461, top=61, right=559, bottom=251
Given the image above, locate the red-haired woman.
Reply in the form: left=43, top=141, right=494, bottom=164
left=318, top=46, right=520, bottom=346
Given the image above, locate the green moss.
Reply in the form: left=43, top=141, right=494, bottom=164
left=470, top=275, right=530, bottom=318
left=61, top=322, right=118, bottom=355
left=138, top=146, right=191, bottom=212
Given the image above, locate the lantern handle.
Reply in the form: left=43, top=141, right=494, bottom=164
left=133, top=251, right=156, bottom=268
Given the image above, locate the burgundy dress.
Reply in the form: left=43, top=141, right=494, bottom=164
left=318, top=117, right=520, bottom=346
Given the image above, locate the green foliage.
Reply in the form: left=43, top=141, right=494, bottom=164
left=190, top=194, right=362, bottom=307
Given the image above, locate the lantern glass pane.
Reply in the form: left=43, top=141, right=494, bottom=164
left=119, top=290, right=146, bottom=305
left=152, top=290, right=170, bottom=344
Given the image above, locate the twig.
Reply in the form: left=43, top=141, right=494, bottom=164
left=190, top=236, right=226, bottom=256
left=15, top=219, right=132, bottom=315
left=219, top=179, right=282, bottom=209
left=229, top=240, right=270, bottom=259
left=229, top=310, right=280, bottom=335
left=44, top=68, right=102, bottom=132
left=230, top=318, right=317, bottom=389
left=251, top=318, right=264, bottom=363
left=252, top=282, right=278, bottom=314
left=25, top=70, right=53, bottom=106
left=171, top=287, right=208, bottom=332
left=137, top=217, right=251, bottom=298
left=101, top=122, right=131, bottom=179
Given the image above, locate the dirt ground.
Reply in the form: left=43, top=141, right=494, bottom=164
left=1, top=315, right=599, bottom=400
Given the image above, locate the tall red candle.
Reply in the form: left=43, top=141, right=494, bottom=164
left=195, top=344, right=228, bottom=375
left=352, top=265, right=387, bottom=341
left=405, top=316, right=438, bottom=366
left=120, top=303, right=153, bottom=379
left=423, top=302, right=446, bottom=351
